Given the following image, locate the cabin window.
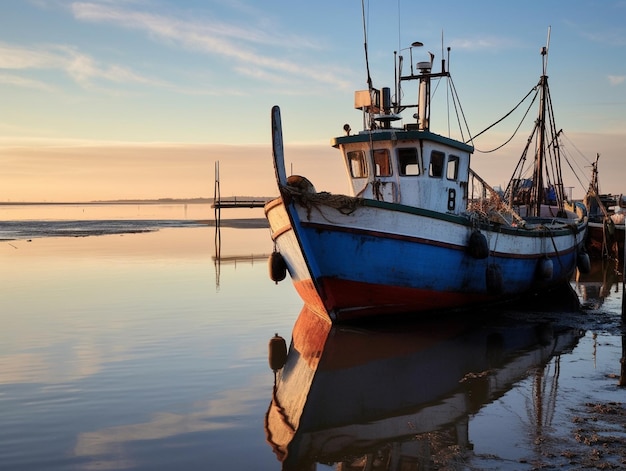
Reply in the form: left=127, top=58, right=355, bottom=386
left=347, top=150, right=368, bottom=178
left=372, top=149, right=392, bottom=176
left=429, top=151, right=445, bottom=178
left=398, top=148, right=420, bottom=176
left=447, top=155, right=459, bottom=181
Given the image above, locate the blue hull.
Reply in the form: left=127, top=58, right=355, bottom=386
left=266, top=197, right=587, bottom=321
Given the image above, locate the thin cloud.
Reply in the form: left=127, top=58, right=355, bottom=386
left=233, top=66, right=292, bottom=85
left=0, top=41, right=169, bottom=91
left=71, top=1, right=321, bottom=50
left=580, top=29, right=626, bottom=47
left=449, top=36, right=520, bottom=52
left=59, top=45, right=167, bottom=87
left=608, top=74, right=625, bottom=85
left=564, top=19, right=626, bottom=47
left=0, top=72, right=55, bottom=92
left=69, top=1, right=349, bottom=88
left=0, top=42, right=61, bottom=69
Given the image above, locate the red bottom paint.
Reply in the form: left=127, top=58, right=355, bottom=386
left=294, top=277, right=492, bottom=322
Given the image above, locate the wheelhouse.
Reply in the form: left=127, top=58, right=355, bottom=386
left=332, top=130, right=473, bottom=216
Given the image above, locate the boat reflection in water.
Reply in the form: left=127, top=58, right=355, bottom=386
left=574, top=258, right=622, bottom=309
left=265, top=306, right=583, bottom=470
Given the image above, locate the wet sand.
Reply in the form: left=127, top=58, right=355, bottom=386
left=459, top=297, right=626, bottom=470
left=511, top=308, right=625, bottom=469
left=199, top=217, right=269, bottom=228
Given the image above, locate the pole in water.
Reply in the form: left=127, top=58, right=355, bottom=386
left=214, top=160, right=221, bottom=230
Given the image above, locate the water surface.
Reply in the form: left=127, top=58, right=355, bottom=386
left=1, top=205, right=625, bottom=470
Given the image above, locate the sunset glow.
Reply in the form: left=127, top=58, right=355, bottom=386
left=1, top=1, right=624, bottom=202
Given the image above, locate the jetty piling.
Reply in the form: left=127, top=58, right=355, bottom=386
left=211, top=160, right=273, bottom=288
left=212, top=160, right=268, bottom=221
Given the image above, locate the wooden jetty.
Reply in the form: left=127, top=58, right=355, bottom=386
left=211, top=160, right=271, bottom=268
left=211, top=199, right=268, bottom=209
left=212, top=161, right=270, bottom=213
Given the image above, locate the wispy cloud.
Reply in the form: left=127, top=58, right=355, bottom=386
left=608, top=74, right=625, bottom=85
left=69, top=1, right=350, bottom=88
left=449, top=36, right=520, bottom=52
left=580, top=29, right=626, bottom=46
left=564, top=18, right=626, bottom=47
left=0, top=72, right=55, bottom=92
left=0, top=41, right=168, bottom=91
left=0, top=42, right=61, bottom=69
left=60, top=46, right=167, bottom=88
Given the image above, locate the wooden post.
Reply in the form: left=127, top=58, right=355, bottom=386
left=214, top=160, right=221, bottom=230
left=214, top=161, right=221, bottom=278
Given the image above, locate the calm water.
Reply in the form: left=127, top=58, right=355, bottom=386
left=1, top=204, right=625, bottom=470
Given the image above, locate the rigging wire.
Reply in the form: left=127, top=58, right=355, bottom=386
left=561, top=131, right=594, bottom=167
left=544, top=84, right=567, bottom=205
left=468, top=86, right=539, bottom=153
left=447, top=77, right=470, bottom=143
left=560, top=131, right=595, bottom=194
left=561, top=146, right=590, bottom=194
left=561, top=145, right=590, bottom=183
left=503, top=124, right=538, bottom=198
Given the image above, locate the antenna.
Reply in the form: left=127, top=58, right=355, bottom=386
left=441, top=30, right=445, bottom=73
left=542, top=26, right=551, bottom=75
left=361, top=0, right=373, bottom=91
left=410, top=41, right=423, bottom=75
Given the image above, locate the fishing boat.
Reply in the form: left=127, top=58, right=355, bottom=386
left=581, top=154, right=625, bottom=259
left=264, top=32, right=588, bottom=323
left=265, top=306, right=583, bottom=470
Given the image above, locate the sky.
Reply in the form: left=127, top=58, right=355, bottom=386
left=0, top=0, right=624, bottom=202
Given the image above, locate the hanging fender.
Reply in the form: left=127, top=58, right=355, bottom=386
left=268, top=251, right=287, bottom=283
left=467, top=230, right=489, bottom=259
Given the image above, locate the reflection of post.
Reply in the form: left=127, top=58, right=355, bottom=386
left=619, top=223, right=626, bottom=387
left=534, top=367, right=544, bottom=441
left=214, top=161, right=221, bottom=288
left=214, top=227, right=221, bottom=290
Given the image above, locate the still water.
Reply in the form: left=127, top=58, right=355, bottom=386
left=1, top=204, right=625, bottom=470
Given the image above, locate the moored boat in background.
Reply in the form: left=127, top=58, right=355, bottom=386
left=582, top=154, right=625, bottom=260
left=265, top=28, right=588, bottom=323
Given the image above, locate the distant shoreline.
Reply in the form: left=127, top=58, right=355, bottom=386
left=0, top=197, right=274, bottom=206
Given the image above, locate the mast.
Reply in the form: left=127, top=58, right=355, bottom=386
left=530, top=30, right=551, bottom=217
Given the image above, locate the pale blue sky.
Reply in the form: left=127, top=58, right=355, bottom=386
left=0, top=0, right=624, bottom=201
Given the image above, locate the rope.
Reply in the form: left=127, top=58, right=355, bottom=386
left=281, top=184, right=364, bottom=216
left=283, top=181, right=578, bottom=235
left=467, top=170, right=526, bottom=227
left=547, top=228, right=565, bottom=271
